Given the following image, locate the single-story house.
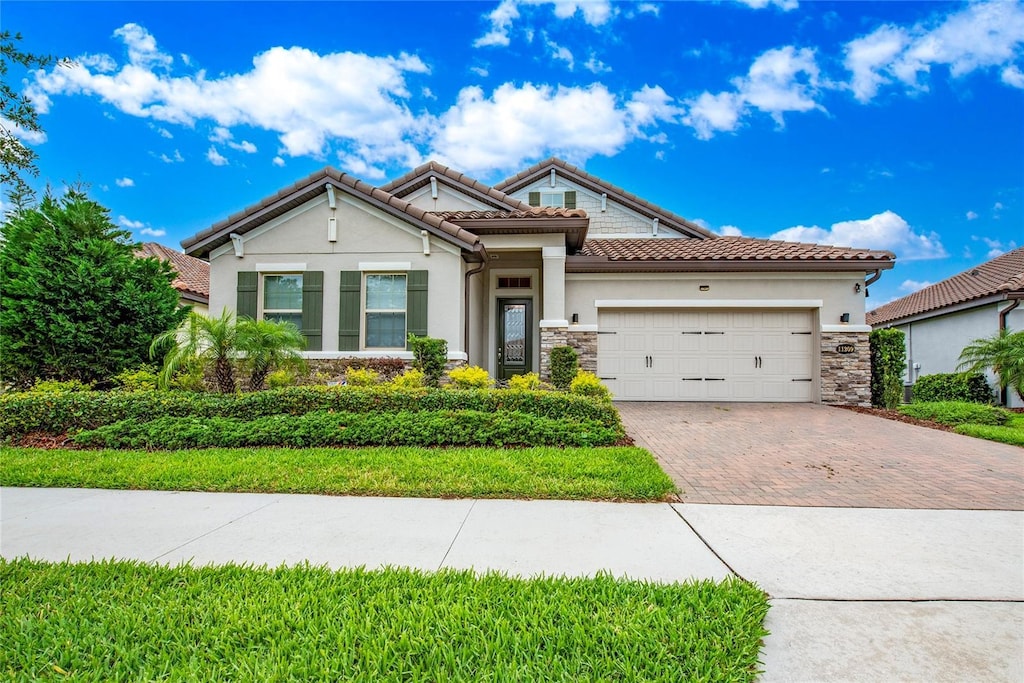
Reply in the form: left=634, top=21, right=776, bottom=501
left=867, top=247, right=1024, bottom=407
left=181, top=157, right=894, bottom=405
left=136, top=242, right=210, bottom=314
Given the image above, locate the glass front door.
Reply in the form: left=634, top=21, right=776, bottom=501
left=497, top=298, right=532, bottom=380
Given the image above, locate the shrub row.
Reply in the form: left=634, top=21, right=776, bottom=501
left=898, top=401, right=1010, bottom=427
left=912, top=372, right=993, bottom=404
left=0, top=387, right=620, bottom=437
left=72, top=410, right=621, bottom=449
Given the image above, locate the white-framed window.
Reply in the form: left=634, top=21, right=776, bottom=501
left=364, top=273, right=407, bottom=348
left=541, top=191, right=564, bottom=207
left=262, top=274, right=303, bottom=327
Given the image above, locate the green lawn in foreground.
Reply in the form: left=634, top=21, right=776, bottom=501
left=0, top=559, right=769, bottom=682
left=0, top=446, right=676, bottom=500
left=955, top=415, right=1024, bottom=447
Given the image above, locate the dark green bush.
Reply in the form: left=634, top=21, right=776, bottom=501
left=408, top=335, right=447, bottom=387
left=549, top=346, right=579, bottom=390
left=0, top=387, right=621, bottom=437
left=912, top=372, right=993, bottom=404
left=898, top=401, right=1010, bottom=427
left=72, top=410, right=621, bottom=449
left=870, top=328, right=906, bottom=408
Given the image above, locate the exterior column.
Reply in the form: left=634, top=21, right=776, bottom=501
left=540, top=246, right=567, bottom=327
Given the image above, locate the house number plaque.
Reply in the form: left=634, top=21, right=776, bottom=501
left=836, top=343, right=856, bottom=354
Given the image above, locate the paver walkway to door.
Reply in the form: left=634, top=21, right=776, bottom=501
left=617, top=402, right=1024, bottom=509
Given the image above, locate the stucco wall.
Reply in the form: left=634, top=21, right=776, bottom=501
left=894, top=302, right=1024, bottom=407
left=403, top=184, right=491, bottom=212
left=208, top=196, right=466, bottom=355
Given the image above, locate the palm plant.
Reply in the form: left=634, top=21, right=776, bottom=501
left=237, top=317, right=306, bottom=391
left=150, top=308, right=241, bottom=393
left=957, top=328, right=1024, bottom=401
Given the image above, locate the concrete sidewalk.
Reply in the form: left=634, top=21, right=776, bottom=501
left=3, top=487, right=1023, bottom=681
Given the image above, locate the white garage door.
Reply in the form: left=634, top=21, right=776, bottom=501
left=597, top=309, right=815, bottom=401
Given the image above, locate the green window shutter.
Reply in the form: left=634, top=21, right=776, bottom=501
left=528, top=191, right=540, bottom=207
left=237, top=271, right=258, bottom=319
left=563, top=191, right=576, bottom=209
left=406, top=270, right=428, bottom=349
left=338, top=271, right=361, bottom=351
left=301, top=271, right=323, bottom=351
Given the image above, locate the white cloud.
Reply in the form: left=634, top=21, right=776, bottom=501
left=1, top=116, right=47, bottom=145
left=719, top=225, right=744, bottom=236
left=973, top=235, right=1017, bottom=258
left=117, top=215, right=145, bottom=230
left=115, top=177, right=134, bottom=187
left=206, top=146, right=228, bottom=166
left=272, top=156, right=286, bottom=167
left=900, top=279, right=932, bottom=292
left=470, top=65, right=490, bottom=77
left=28, top=23, right=430, bottom=175
left=229, top=140, right=257, bottom=153
left=209, top=126, right=232, bottom=143
left=770, top=210, right=947, bottom=260
left=821, top=167, right=831, bottom=174
left=583, top=53, right=611, bottom=74
left=158, top=149, right=184, bottom=163
left=843, top=1, right=1024, bottom=102
left=429, top=82, right=677, bottom=175
left=636, top=3, right=659, bottom=16
left=966, top=210, right=978, bottom=220
left=545, top=37, right=575, bottom=69
left=150, top=124, right=173, bottom=138
left=474, top=0, right=617, bottom=48
left=734, top=0, right=798, bottom=10
left=993, top=201, right=1005, bottom=210
left=140, top=227, right=166, bottom=237
left=683, top=46, right=823, bottom=138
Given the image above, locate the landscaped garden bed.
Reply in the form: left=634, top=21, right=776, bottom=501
left=843, top=401, right=1024, bottom=447
left=0, top=558, right=769, bottom=682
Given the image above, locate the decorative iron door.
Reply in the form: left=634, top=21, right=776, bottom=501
left=497, top=298, right=532, bottom=380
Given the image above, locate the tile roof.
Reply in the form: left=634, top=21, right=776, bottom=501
left=867, top=247, right=1024, bottom=326
left=180, top=167, right=482, bottom=258
left=380, top=160, right=532, bottom=211
left=495, top=157, right=715, bottom=239
left=431, top=207, right=588, bottom=220
left=136, top=242, right=210, bottom=302
left=579, top=237, right=894, bottom=262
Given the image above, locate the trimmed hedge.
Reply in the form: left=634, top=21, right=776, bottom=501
left=912, top=372, right=993, bottom=404
left=0, top=387, right=621, bottom=438
left=898, top=401, right=1010, bottom=427
left=870, top=328, right=906, bottom=409
left=72, top=410, right=621, bottom=449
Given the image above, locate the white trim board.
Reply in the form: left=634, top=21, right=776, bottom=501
left=594, top=299, right=824, bottom=309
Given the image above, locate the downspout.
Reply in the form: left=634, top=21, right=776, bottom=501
left=463, top=245, right=488, bottom=361
left=998, top=297, right=1021, bottom=405
left=864, top=269, right=882, bottom=297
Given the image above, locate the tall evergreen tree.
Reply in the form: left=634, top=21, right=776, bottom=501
left=0, top=189, right=186, bottom=387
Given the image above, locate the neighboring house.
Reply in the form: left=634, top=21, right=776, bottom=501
left=136, top=242, right=210, bottom=314
left=867, top=247, right=1024, bottom=407
left=181, top=158, right=894, bottom=405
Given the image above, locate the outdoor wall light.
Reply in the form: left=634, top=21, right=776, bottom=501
left=571, top=313, right=579, bottom=324
left=699, top=284, right=710, bottom=292
left=854, top=283, right=862, bottom=293
left=840, top=313, right=851, bottom=323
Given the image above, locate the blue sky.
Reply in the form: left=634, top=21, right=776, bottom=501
left=4, top=0, right=1022, bottom=306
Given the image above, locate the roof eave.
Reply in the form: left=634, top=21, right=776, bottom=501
left=869, top=291, right=1021, bottom=327
left=566, top=256, right=896, bottom=273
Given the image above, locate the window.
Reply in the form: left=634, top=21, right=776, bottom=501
left=365, top=274, right=407, bottom=348
left=263, top=274, right=303, bottom=327
left=497, top=276, right=532, bottom=289
left=528, top=190, right=577, bottom=209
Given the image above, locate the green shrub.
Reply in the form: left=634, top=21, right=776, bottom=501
left=266, top=369, right=294, bottom=390
left=344, top=357, right=406, bottom=381
left=954, top=422, right=1024, bottom=446
left=570, top=370, right=611, bottom=400
left=29, top=378, right=93, bottom=393
left=898, top=401, right=1010, bottom=427
left=550, top=346, right=579, bottom=390
left=168, top=360, right=207, bottom=393
left=870, top=328, right=906, bottom=408
left=913, top=372, right=993, bottom=404
left=0, top=386, right=622, bottom=438
left=507, top=372, right=551, bottom=391
left=408, top=335, right=447, bottom=387
left=345, top=367, right=380, bottom=387
left=73, top=410, right=621, bottom=449
left=448, top=365, right=494, bottom=390
left=111, top=366, right=159, bottom=392
left=390, top=368, right=425, bottom=389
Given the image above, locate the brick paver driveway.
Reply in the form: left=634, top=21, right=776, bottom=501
left=618, top=402, right=1023, bottom=510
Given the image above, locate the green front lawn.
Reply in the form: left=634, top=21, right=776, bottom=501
left=0, top=559, right=768, bottom=682
left=955, top=415, right=1024, bottom=447
left=0, top=445, right=676, bottom=501
left=898, top=401, right=1024, bottom=447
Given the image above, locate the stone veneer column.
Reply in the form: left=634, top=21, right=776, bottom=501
left=540, top=327, right=598, bottom=380
left=820, top=330, right=871, bottom=406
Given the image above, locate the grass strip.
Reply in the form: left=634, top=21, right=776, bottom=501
left=0, top=446, right=676, bottom=500
left=0, top=559, right=769, bottom=682
left=955, top=416, right=1024, bottom=447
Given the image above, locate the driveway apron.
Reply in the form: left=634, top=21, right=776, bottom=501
left=617, top=402, right=1024, bottom=510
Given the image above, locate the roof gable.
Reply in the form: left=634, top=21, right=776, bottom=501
left=380, top=160, right=530, bottom=211
left=495, top=157, right=714, bottom=240
left=867, top=247, right=1024, bottom=326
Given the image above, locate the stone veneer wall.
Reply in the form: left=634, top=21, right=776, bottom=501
left=540, top=327, right=598, bottom=380
left=820, top=331, right=871, bottom=407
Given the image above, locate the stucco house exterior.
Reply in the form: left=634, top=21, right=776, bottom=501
left=867, top=247, right=1024, bottom=407
left=136, top=242, right=210, bottom=314
left=181, top=158, right=894, bottom=405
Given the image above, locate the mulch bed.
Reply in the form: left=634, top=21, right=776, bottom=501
left=838, top=406, right=959, bottom=434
